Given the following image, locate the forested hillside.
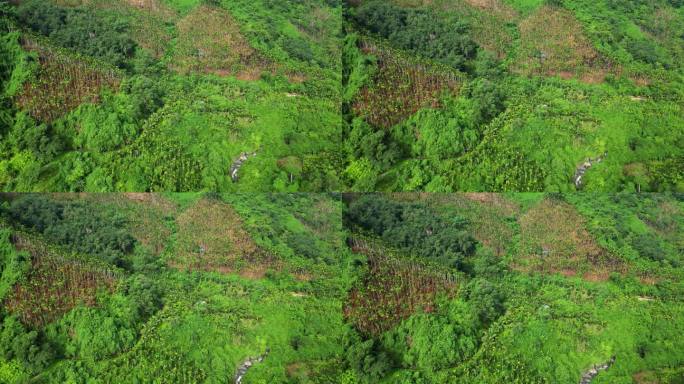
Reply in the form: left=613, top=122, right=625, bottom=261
left=3, top=0, right=682, bottom=193
left=0, top=0, right=342, bottom=192
left=0, top=193, right=350, bottom=383
left=342, top=193, right=684, bottom=383
left=343, top=0, right=684, bottom=192
left=1, top=192, right=682, bottom=383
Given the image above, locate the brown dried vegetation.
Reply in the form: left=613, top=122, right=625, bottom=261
left=172, top=5, right=270, bottom=78
left=15, top=38, right=120, bottom=122
left=515, top=6, right=617, bottom=84
left=170, top=198, right=271, bottom=277
left=344, top=238, right=457, bottom=336
left=353, top=39, right=461, bottom=128
left=4, top=234, right=117, bottom=328
left=516, top=198, right=623, bottom=280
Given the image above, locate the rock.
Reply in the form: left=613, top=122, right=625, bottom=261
left=574, top=153, right=607, bottom=189
left=234, top=348, right=269, bottom=384
left=230, top=151, right=257, bottom=182
left=579, top=356, right=616, bottom=384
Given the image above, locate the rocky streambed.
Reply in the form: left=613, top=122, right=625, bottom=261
left=230, top=151, right=257, bottom=182
left=574, top=152, right=607, bottom=189
left=579, top=356, right=616, bottom=384
left=235, top=348, right=269, bottom=384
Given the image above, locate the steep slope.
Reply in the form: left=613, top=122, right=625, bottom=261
left=341, top=193, right=684, bottom=383
left=343, top=0, right=684, bottom=192
left=0, top=193, right=349, bottom=383
left=0, top=0, right=343, bottom=192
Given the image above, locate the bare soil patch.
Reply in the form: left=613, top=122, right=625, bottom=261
left=515, top=6, right=616, bottom=83
left=171, top=198, right=271, bottom=275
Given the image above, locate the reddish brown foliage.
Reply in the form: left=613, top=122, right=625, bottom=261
left=353, top=40, right=461, bottom=129
left=344, top=238, right=457, bottom=336
left=15, top=38, right=120, bottom=123
left=4, top=234, right=117, bottom=328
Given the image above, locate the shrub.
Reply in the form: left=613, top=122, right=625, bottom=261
left=352, top=1, right=478, bottom=71
left=7, top=195, right=135, bottom=268
left=16, top=0, right=136, bottom=69
left=282, top=36, right=315, bottom=62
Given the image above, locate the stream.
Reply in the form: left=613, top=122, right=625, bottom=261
left=579, top=356, right=616, bottom=384
left=574, top=152, right=607, bottom=189
left=235, top=348, right=269, bottom=384
left=230, top=151, right=257, bottom=182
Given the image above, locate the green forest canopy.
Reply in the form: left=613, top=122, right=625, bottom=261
left=0, top=192, right=682, bottom=383
left=0, top=0, right=343, bottom=192
left=343, top=0, right=684, bottom=193
left=1, top=0, right=683, bottom=192
left=0, top=193, right=349, bottom=383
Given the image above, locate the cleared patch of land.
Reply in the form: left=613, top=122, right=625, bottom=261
left=172, top=5, right=268, bottom=78
left=516, top=198, right=622, bottom=279
left=16, top=38, right=121, bottom=122
left=515, top=5, right=615, bottom=83
left=170, top=198, right=269, bottom=277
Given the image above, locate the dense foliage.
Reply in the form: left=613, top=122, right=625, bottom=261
left=0, top=0, right=342, bottom=192
left=352, top=2, right=478, bottom=72
left=0, top=193, right=349, bottom=383
left=343, top=0, right=684, bottom=192
left=6, top=195, right=135, bottom=268
left=15, top=0, right=135, bottom=69
left=341, top=192, right=684, bottom=383
left=345, top=194, right=477, bottom=268
left=0, top=192, right=682, bottom=383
